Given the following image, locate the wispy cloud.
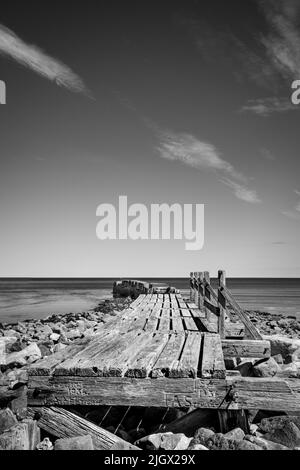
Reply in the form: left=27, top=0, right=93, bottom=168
left=259, top=0, right=300, bottom=82
left=0, top=24, right=90, bottom=96
left=241, top=96, right=297, bottom=116
left=282, top=189, right=300, bottom=220
left=156, top=130, right=261, bottom=203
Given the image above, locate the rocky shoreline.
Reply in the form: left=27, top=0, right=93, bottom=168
left=1, top=300, right=300, bottom=450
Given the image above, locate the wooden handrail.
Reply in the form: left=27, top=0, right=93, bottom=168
left=220, top=285, right=262, bottom=340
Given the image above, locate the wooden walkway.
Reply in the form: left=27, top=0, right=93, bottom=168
left=27, top=272, right=300, bottom=413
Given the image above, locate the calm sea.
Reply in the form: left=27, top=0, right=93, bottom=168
left=0, top=278, right=300, bottom=324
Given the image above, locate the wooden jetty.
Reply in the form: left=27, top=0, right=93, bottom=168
left=27, top=270, right=300, bottom=416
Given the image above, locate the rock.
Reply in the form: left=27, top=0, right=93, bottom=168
left=6, top=342, right=42, bottom=367
left=252, top=357, right=280, bottom=377
left=3, top=329, right=20, bottom=339
left=50, top=333, right=60, bottom=342
left=224, top=427, right=245, bottom=441
left=0, top=423, right=30, bottom=450
left=54, top=435, right=94, bottom=450
left=65, top=329, right=82, bottom=340
left=280, top=363, right=300, bottom=378
left=250, top=424, right=258, bottom=435
left=160, top=433, right=192, bottom=450
left=245, top=435, right=289, bottom=450
left=188, top=444, right=209, bottom=450
left=135, top=432, right=192, bottom=450
left=263, top=335, right=300, bottom=363
left=278, top=319, right=289, bottom=328
left=36, top=437, right=54, bottom=450
left=264, top=421, right=300, bottom=449
left=37, top=341, right=53, bottom=357
left=135, top=433, right=161, bottom=450
left=236, top=440, right=263, bottom=450
left=204, top=433, right=237, bottom=450
left=53, top=343, right=67, bottom=353
left=76, top=320, right=86, bottom=333
left=272, top=354, right=284, bottom=365
left=259, top=415, right=300, bottom=433
left=0, top=408, right=18, bottom=433
left=192, top=427, right=215, bottom=446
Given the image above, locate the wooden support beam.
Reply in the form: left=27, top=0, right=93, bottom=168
left=222, top=339, right=271, bottom=358
left=160, top=409, right=219, bottom=437
left=27, top=375, right=300, bottom=412
left=194, top=272, right=199, bottom=306
left=218, top=409, right=250, bottom=434
left=26, top=406, right=139, bottom=450
left=221, top=286, right=262, bottom=340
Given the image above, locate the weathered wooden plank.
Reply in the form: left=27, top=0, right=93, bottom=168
left=26, top=406, right=139, bottom=450
left=170, top=332, right=202, bottom=378
left=222, top=339, right=271, bottom=358
left=182, top=316, right=198, bottom=331
left=53, top=329, right=141, bottom=376
left=125, top=333, right=170, bottom=378
left=225, top=321, right=245, bottom=338
left=27, top=337, right=93, bottom=376
left=171, top=316, right=184, bottom=332
left=152, top=334, right=186, bottom=378
left=221, top=286, right=262, bottom=340
left=27, top=376, right=300, bottom=411
left=201, top=333, right=226, bottom=379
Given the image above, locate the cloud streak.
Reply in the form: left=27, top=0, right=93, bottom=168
left=157, top=130, right=261, bottom=203
left=282, top=189, right=300, bottom=220
left=0, top=25, right=89, bottom=95
left=259, top=0, right=300, bottom=81
left=241, top=96, right=298, bottom=116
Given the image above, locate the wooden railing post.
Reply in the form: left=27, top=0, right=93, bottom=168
left=198, top=272, right=204, bottom=310
left=193, top=272, right=198, bottom=306
left=190, top=272, right=194, bottom=302
left=218, top=270, right=226, bottom=338
left=203, top=271, right=211, bottom=321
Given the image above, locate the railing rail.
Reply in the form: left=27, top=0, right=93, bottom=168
left=189, top=269, right=262, bottom=340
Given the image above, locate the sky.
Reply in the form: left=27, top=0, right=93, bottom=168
left=0, top=0, right=300, bottom=278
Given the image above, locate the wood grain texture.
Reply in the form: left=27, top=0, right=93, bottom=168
left=201, top=333, right=226, bottom=379
left=26, top=406, right=139, bottom=450
left=222, top=339, right=271, bottom=358
left=27, top=376, right=300, bottom=411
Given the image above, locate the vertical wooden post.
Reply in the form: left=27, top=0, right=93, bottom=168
left=193, top=272, right=198, bottom=306
left=198, top=272, right=204, bottom=310
left=190, top=272, right=194, bottom=302
left=218, top=270, right=226, bottom=338
left=203, top=271, right=210, bottom=322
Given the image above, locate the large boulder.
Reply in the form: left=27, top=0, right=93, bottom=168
left=6, top=342, right=42, bottom=367
left=224, top=428, right=245, bottom=441
left=259, top=415, right=300, bottom=433
left=263, top=335, right=300, bottom=363
left=54, top=435, right=94, bottom=450
left=252, top=357, right=280, bottom=377
left=260, top=418, right=300, bottom=449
